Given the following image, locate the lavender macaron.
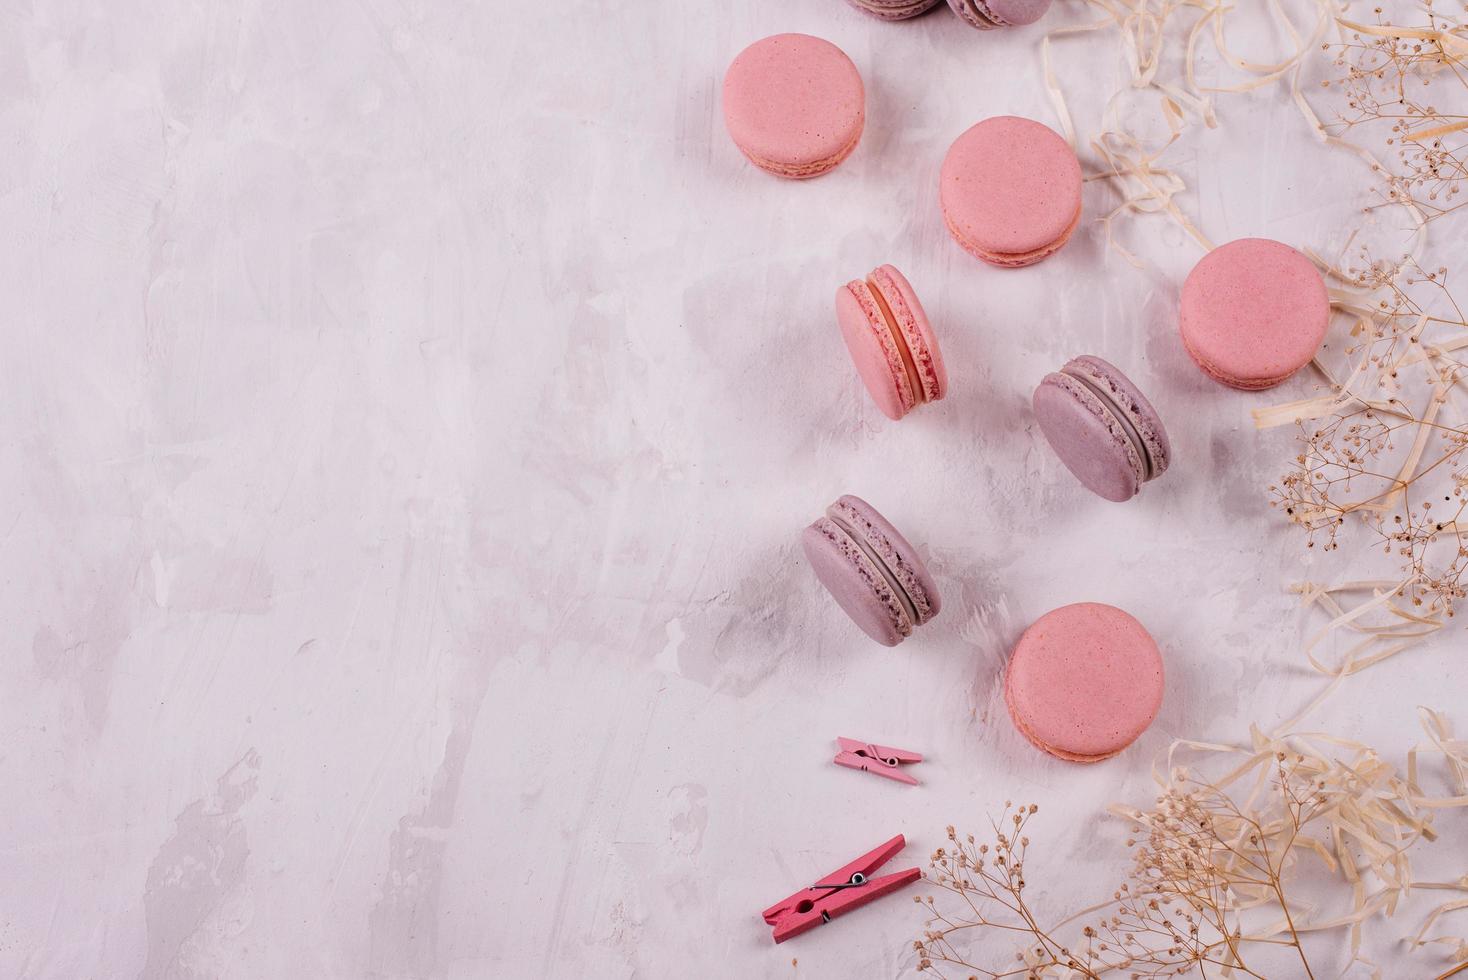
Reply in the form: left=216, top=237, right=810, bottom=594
left=847, top=0, right=944, bottom=19
left=947, top=0, right=1051, bottom=29
left=1033, top=356, right=1171, bottom=502
left=802, top=495, right=941, bottom=647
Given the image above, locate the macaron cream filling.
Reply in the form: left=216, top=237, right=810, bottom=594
left=1063, top=365, right=1156, bottom=480
left=865, top=275, right=926, bottom=407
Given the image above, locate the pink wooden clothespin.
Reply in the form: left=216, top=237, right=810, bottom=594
left=761, top=835, right=921, bottom=944
left=833, top=736, right=922, bottom=786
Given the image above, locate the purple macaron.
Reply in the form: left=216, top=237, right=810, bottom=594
left=802, top=495, right=941, bottom=647
left=846, top=0, right=944, bottom=18
left=1033, top=356, right=1171, bottom=502
left=947, top=0, right=1051, bottom=28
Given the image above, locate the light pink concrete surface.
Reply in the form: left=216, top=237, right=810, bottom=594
left=1, top=2, right=1463, bottom=978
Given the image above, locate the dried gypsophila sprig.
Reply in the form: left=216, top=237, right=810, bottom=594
left=1039, top=0, right=1462, bottom=266
left=914, top=784, right=1323, bottom=979
left=913, top=710, right=1468, bottom=979
left=1259, top=255, right=1468, bottom=622
left=1321, top=4, right=1468, bottom=226
left=1248, top=8, right=1468, bottom=711
left=1257, top=257, right=1467, bottom=730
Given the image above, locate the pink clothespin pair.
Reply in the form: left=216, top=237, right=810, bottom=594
left=762, top=835, right=922, bottom=943
left=833, top=736, right=922, bottom=786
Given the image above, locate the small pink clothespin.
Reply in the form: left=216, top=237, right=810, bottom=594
left=761, top=835, right=921, bottom=944
left=833, top=736, right=922, bottom=786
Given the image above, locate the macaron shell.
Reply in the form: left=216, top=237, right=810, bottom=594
left=1004, top=681, right=1119, bottom=762
left=983, top=0, right=1051, bottom=24
left=722, top=34, right=865, bottom=179
left=836, top=278, right=917, bottom=420
left=1033, top=374, right=1144, bottom=502
left=1068, top=355, right=1171, bottom=478
left=869, top=265, right=948, bottom=404
left=1181, top=332, right=1289, bottom=390
left=1179, top=238, right=1330, bottom=389
left=961, top=206, right=1080, bottom=268
left=1179, top=327, right=1311, bottom=390
left=802, top=520, right=911, bottom=647
left=1004, top=602, right=1164, bottom=761
left=832, top=494, right=940, bottom=624
left=940, top=117, right=1083, bottom=264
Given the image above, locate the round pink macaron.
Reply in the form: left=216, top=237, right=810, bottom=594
left=835, top=264, right=948, bottom=420
left=722, top=34, right=865, bottom=179
left=940, top=116, right=1082, bottom=267
left=1179, top=238, right=1330, bottom=390
left=1004, top=602, right=1164, bottom=762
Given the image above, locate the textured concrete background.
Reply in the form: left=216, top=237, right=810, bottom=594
left=2, top=1, right=1464, bottom=978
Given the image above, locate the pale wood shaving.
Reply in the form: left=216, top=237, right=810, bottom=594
left=926, top=4, right=1468, bottom=976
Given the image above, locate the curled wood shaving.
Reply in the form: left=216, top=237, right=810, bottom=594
left=1040, top=0, right=1334, bottom=265
left=1274, top=578, right=1441, bottom=734
left=1018, top=3, right=1468, bottom=972
left=1123, top=711, right=1468, bottom=972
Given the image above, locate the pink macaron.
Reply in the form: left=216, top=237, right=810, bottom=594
left=722, top=34, right=865, bottom=179
left=940, top=116, right=1083, bottom=267
left=835, top=265, right=948, bottom=420
left=802, top=495, right=941, bottom=647
left=1178, top=238, right=1330, bottom=390
left=1004, top=602, right=1164, bottom=762
left=947, top=0, right=1052, bottom=28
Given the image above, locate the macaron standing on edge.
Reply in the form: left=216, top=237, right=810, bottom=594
left=947, top=0, right=1052, bottom=29
left=722, top=34, right=865, bottom=179
left=1004, top=602, right=1164, bottom=762
left=1033, top=355, right=1171, bottom=502
left=802, top=495, right=942, bottom=647
left=1179, top=238, right=1330, bottom=390
left=835, top=265, right=949, bottom=420
left=848, top=0, right=944, bottom=19
left=940, top=116, right=1083, bottom=267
